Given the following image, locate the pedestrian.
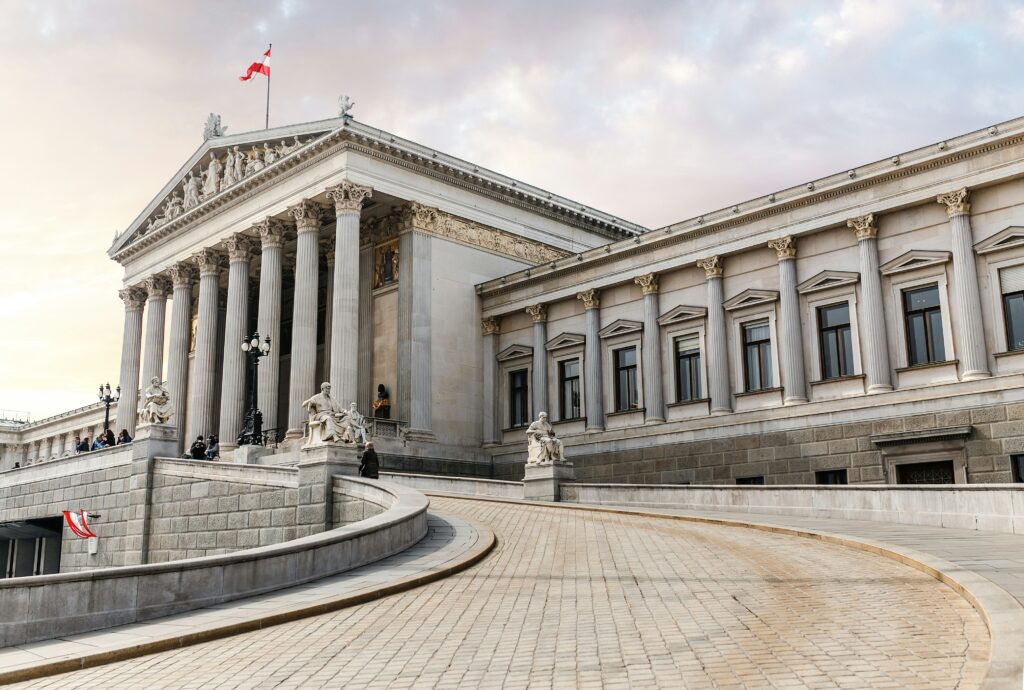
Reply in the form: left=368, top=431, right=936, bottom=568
left=359, top=441, right=379, bottom=479
left=91, top=436, right=105, bottom=451
left=117, top=429, right=132, bottom=445
left=104, top=428, right=116, bottom=447
left=78, top=437, right=91, bottom=452
left=189, top=435, right=207, bottom=460
left=73, top=436, right=82, bottom=453
left=205, top=435, right=219, bottom=460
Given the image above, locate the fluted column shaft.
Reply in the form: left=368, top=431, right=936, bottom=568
left=482, top=319, right=500, bottom=445
left=848, top=215, right=892, bottom=393
left=256, top=220, right=284, bottom=432
left=636, top=274, right=664, bottom=422
left=938, top=190, right=990, bottom=380
left=167, top=264, right=194, bottom=454
left=527, top=305, right=549, bottom=416
left=769, top=238, right=807, bottom=404
left=287, top=202, right=323, bottom=437
left=188, top=250, right=222, bottom=442
left=699, top=257, right=732, bottom=413
left=218, top=236, right=253, bottom=449
left=115, top=287, right=145, bottom=434
left=578, top=290, right=604, bottom=431
left=357, top=244, right=374, bottom=415
left=141, top=277, right=170, bottom=385
left=321, top=241, right=334, bottom=384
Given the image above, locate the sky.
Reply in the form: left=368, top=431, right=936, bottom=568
left=3, top=0, right=1024, bottom=421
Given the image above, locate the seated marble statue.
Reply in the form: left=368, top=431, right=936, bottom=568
left=138, top=377, right=173, bottom=424
left=341, top=402, right=369, bottom=444
left=526, top=412, right=565, bottom=464
left=302, top=382, right=352, bottom=444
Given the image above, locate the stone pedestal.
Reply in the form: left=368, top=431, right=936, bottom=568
left=231, top=445, right=277, bottom=465
left=126, top=423, right=178, bottom=565
left=296, top=443, right=360, bottom=537
left=522, top=461, right=575, bottom=502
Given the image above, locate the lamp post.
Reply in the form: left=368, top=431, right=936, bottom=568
left=238, top=332, right=271, bottom=446
left=98, top=383, right=120, bottom=433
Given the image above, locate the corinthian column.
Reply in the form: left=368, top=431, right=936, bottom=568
left=255, top=219, right=285, bottom=432
left=577, top=289, right=604, bottom=431
left=326, top=181, right=372, bottom=406
left=115, top=286, right=146, bottom=434
left=357, top=239, right=374, bottom=415
left=698, top=256, right=731, bottom=413
left=847, top=214, right=892, bottom=392
left=167, top=262, right=195, bottom=453
left=187, top=248, right=223, bottom=442
left=141, top=275, right=170, bottom=385
left=218, top=234, right=253, bottom=450
left=482, top=317, right=501, bottom=446
left=321, top=234, right=335, bottom=384
left=526, top=304, right=549, bottom=416
left=768, top=237, right=807, bottom=404
left=635, top=273, right=665, bottom=422
left=398, top=202, right=435, bottom=439
left=937, top=188, right=990, bottom=380
left=286, top=200, right=324, bottom=438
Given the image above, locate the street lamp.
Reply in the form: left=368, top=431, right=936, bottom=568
left=98, top=383, right=120, bottom=433
left=238, top=332, right=271, bottom=446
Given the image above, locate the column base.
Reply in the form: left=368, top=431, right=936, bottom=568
left=585, top=425, right=605, bottom=433
left=866, top=384, right=894, bottom=394
left=522, top=461, right=575, bottom=502
left=644, top=416, right=666, bottom=425
left=710, top=407, right=733, bottom=415
left=482, top=441, right=501, bottom=449
left=961, top=370, right=992, bottom=381
left=284, top=427, right=305, bottom=440
left=783, top=396, right=808, bottom=405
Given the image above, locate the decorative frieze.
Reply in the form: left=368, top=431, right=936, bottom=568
left=937, top=187, right=970, bottom=217
left=326, top=180, right=373, bottom=213
left=526, top=304, right=548, bottom=323
left=696, top=256, right=723, bottom=278
left=481, top=317, right=501, bottom=336
left=847, top=213, right=878, bottom=241
left=634, top=273, right=659, bottom=294
left=577, top=289, right=600, bottom=310
left=767, top=235, right=796, bottom=260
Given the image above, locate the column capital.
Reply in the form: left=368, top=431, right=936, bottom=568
left=192, top=248, right=224, bottom=276
left=847, top=213, right=877, bottom=241
left=169, top=262, right=196, bottom=288
left=254, top=217, right=287, bottom=248
left=326, top=180, right=373, bottom=214
left=526, top=304, right=547, bottom=323
left=288, top=200, right=326, bottom=232
left=225, top=234, right=254, bottom=262
left=634, top=273, right=659, bottom=295
left=767, top=235, right=797, bottom=260
left=577, top=288, right=600, bottom=310
left=119, top=286, right=146, bottom=310
left=400, top=201, right=440, bottom=232
left=142, top=275, right=171, bottom=300
left=482, top=317, right=501, bottom=336
left=322, top=234, right=336, bottom=266
left=937, top=187, right=970, bottom=217
left=696, top=256, right=723, bottom=278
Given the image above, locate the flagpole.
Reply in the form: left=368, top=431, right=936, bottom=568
left=265, top=43, right=272, bottom=129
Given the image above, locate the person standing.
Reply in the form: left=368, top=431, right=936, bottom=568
left=359, top=442, right=379, bottom=479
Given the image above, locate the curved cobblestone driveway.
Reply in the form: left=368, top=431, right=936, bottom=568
left=19, top=497, right=989, bottom=689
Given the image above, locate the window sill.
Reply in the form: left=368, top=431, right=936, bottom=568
left=552, top=417, right=586, bottom=426
left=734, top=386, right=783, bottom=398
left=809, top=374, right=865, bottom=386
left=994, top=350, right=1024, bottom=359
left=501, top=425, right=528, bottom=433
left=895, top=359, right=959, bottom=373
left=606, top=407, right=645, bottom=418
left=667, top=397, right=710, bottom=408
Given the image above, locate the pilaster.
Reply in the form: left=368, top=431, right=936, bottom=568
left=768, top=236, right=807, bottom=404
left=482, top=317, right=501, bottom=446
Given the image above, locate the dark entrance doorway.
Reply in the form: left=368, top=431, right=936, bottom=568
left=0, top=516, right=63, bottom=578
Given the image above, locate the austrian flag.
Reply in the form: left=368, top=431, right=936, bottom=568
left=239, top=46, right=271, bottom=81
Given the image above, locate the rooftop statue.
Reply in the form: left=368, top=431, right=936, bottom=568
left=338, top=95, right=355, bottom=119
left=138, top=377, right=173, bottom=425
left=526, top=412, right=565, bottom=464
left=202, top=113, right=227, bottom=141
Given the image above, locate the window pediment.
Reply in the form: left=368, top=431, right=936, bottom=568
left=598, top=319, right=643, bottom=339
left=796, top=270, right=859, bottom=294
left=545, top=332, right=586, bottom=351
left=723, top=289, right=779, bottom=311
left=975, top=226, right=1024, bottom=254
left=879, top=250, right=951, bottom=276
left=657, top=305, right=707, bottom=326
left=496, top=344, right=533, bottom=362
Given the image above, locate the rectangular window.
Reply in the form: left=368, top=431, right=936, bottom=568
left=815, top=469, right=848, bottom=485
left=509, top=369, right=529, bottom=428
left=558, top=359, right=581, bottom=420
left=742, top=321, right=773, bottom=391
left=736, top=475, right=765, bottom=485
left=1012, top=455, right=1024, bottom=483
left=903, top=285, right=945, bottom=366
left=674, top=335, right=702, bottom=402
left=613, top=346, right=639, bottom=412
left=1000, top=266, right=1024, bottom=351
left=817, top=302, right=854, bottom=379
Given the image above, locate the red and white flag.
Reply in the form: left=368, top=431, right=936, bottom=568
left=63, top=509, right=97, bottom=539
left=239, top=46, right=271, bottom=82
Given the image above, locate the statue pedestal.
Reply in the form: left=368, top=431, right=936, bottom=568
left=522, top=461, right=575, bottom=502
left=231, top=445, right=276, bottom=465
left=296, top=443, right=360, bottom=537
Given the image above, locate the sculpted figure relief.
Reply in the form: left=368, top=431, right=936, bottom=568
left=232, top=145, right=245, bottom=182
left=222, top=148, right=238, bottom=187
left=138, top=377, right=173, bottom=424
left=526, top=412, right=565, bottom=464
left=244, top=146, right=264, bottom=176
left=183, top=172, right=201, bottom=210
left=202, top=151, right=222, bottom=197
left=263, top=142, right=278, bottom=165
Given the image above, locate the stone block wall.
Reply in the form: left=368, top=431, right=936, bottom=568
left=333, top=492, right=385, bottom=526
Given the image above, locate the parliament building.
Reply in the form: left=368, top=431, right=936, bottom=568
left=5, top=112, right=1024, bottom=486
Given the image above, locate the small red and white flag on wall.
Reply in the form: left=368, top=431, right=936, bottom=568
left=63, top=509, right=97, bottom=539
left=239, top=46, right=271, bottom=81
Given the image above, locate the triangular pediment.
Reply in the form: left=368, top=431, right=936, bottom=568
left=110, top=118, right=345, bottom=256
left=976, top=226, right=1024, bottom=254
left=796, top=270, right=859, bottom=294
left=723, top=289, right=779, bottom=311
left=598, top=319, right=643, bottom=339
left=496, top=344, right=533, bottom=362
left=545, top=332, right=586, bottom=351
left=657, top=305, right=707, bottom=326
left=879, top=250, right=951, bottom=276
